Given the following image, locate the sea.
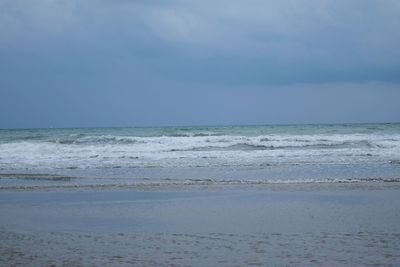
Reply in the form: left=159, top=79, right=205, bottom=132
left=1, top=123, right=400, bottom=190
left=2, top=123, right=400, bottom=265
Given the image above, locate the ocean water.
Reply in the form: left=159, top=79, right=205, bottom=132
left=2, top=124, right=400, bottom=265
left=1, top=123, right=400, bottom=189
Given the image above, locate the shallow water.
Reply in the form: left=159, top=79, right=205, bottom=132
left=2, top=230, right=400, bottom=266
left=1, top=188, right=400, bottom=266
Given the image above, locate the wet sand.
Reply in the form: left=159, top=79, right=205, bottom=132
left=1, top=186, right=400, bottom=266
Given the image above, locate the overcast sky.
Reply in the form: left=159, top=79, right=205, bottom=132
left=1, top=0, right=400, bottom=128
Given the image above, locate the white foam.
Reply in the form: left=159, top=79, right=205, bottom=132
left=1, top=133, right=400, bottom=170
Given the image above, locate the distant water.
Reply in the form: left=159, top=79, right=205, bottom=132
left=1, top=123, right=400, bottom=188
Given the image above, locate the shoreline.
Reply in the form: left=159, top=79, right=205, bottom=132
left=2, top=180, right=400, bottom=192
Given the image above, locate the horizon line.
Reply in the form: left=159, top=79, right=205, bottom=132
left=1, top=121, right=399, bottom=131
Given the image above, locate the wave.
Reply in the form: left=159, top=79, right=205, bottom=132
left=47, top=133, right=225, bottom=145
left=169, top=144, right=274, bottom=152
left=53, top=135, right=145, bottom=145
left=168, top=140, right=381, bottom=152
left=0, top=173, right=74, bottom=181
left=3, top=132, right=398, bottom=150
left=1, top=132, right=400, bottom=170
left=168, top=133, right=223, bottom=137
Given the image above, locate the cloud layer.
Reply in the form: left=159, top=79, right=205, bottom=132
left=1, top=0, right=400, bottom=127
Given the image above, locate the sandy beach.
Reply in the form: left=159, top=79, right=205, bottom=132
left=1, top=184, right=400, bottom=266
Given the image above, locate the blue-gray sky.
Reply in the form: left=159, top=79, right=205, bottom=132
left=1, top=0, right=400, bottom=128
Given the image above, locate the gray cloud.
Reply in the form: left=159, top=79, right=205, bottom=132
left=2, top=0, right=400, bottom=83
left=0, top=0, right=399, bottom=127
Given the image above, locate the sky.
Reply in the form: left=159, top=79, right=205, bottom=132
left=1, top=0, right=400, bottom=128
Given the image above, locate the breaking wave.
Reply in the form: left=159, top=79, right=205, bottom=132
left=0, top=126, right=400, bottom=171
